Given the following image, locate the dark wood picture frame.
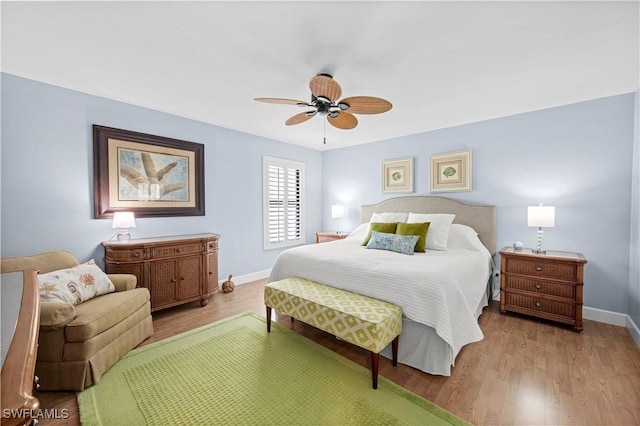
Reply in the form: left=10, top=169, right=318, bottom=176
left=93, top=125, right=205, bottom=218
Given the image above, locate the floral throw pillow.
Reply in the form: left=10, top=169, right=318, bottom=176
left=366, top=231, right=419, bottom=255
left=37, top=259, right=116, bottom=305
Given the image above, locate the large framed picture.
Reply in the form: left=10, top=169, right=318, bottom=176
left=382, top=158, right=414, bottom=193
left=93, top=125, right=205, bottom=218
left=430, top=150, right=472, bottom=193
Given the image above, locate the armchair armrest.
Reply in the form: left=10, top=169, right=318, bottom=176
left=108, top=274, right=137, bottom=292
left=40, top=302, right=75, bottom=330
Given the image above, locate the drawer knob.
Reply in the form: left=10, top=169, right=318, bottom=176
left=535, top=284, right=542, bottom=290
left=171, top=278, right=176, bottom=283
left=208, top=271, right=213, bottom=275
left=134, top=253, right=140, bottom=257
left=535, top=301, right=541, bottom=308
left=535, top=266, right=543, bottom=272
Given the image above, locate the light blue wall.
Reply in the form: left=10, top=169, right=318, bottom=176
left=322, top=94, right=636, bottom=314
left=0, top=73, right=323, bottom=280
left=629, top=90, right=640, bottom=327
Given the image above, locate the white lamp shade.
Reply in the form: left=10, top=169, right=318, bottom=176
left=331, top=204, right=344, bottom=219
left=527, top=206, right=555, bottom=228
left=112, top=212, right=136, bottom=229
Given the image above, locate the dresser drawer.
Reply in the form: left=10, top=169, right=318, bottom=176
left=504, top=258, right=577, bottom=281
left=504, top=275, right=575, bottom=299
left=505, top=292, right=576, bottom=320
left=105, top=248, right=144, bottom=261
left=151, top=243, right=203, bottom=259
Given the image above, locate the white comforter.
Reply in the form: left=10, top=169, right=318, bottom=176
left=269, top=235, right=492, bottom=358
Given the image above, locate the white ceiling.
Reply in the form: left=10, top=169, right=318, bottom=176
left=2, top=1, right=638, bottom=151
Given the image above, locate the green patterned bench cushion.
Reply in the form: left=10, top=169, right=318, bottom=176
left=264, top=277, right=402, bottom=353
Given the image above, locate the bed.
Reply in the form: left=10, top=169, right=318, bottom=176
left=269, top=195, right=497, bottom=376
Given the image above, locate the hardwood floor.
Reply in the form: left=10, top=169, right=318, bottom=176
left=37, top=279, right=640, bottom=425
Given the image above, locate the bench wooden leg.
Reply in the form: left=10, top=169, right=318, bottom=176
left=371, top=352, right=379, bottom=389
left=266, top=306, right=272, bottom=332
left=392, top=335, right=399, bottom=367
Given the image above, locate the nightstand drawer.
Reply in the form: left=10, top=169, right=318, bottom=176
left=504, top=258, right=577, bottom=281
left=504, top=276, right=575, bottom=299
left=505, top=292, right=576, bottom=320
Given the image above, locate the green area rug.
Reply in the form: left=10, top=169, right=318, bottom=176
left=78, top=312, right=469, bottom=425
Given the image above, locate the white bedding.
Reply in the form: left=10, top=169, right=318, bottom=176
left=269, top=226, right=493, bottom=368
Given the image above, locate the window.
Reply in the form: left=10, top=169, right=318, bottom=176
left=263, top=156, right=305, bottom=250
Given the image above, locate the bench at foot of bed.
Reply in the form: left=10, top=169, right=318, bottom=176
left=264, top=277, right=402, bottom=389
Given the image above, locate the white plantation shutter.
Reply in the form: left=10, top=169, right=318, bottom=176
left=263, top=156, right=305, bottom=249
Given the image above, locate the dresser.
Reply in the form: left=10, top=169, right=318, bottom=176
left=499, top=247, right=587, bottom=331
left=315, top=232, right=348, bottom=243
left=103, top=233, right=219, bottom=312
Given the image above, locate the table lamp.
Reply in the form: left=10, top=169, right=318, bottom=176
left=112, top=212, right=136, bottom=241
left=331, top=204, right=344, bottom=234
left=527, top=205, right=555, bottom=254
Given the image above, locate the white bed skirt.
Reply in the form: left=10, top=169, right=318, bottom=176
left=379, top=289, right=489, bottom=376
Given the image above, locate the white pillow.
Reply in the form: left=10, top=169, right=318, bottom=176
left=407, top=213, right=455, bottom=251
left=370, top=212, right=408, bottom=223
left=346, top=223, right=370, bottom=241
left=37, top=259, right=116, bottom=305
left=447, top=224, right=492, bottom=259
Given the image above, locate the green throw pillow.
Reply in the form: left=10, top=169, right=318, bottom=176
left=362, top=222, right=398, bottom=245
left=396, top=222, right=430, bottom=252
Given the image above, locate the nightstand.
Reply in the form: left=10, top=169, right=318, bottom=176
left=499, top=247, right=587, bottom=331
left=315, top=232, right=348, bottom=244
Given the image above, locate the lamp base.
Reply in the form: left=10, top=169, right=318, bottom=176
left=116, top=230, right=131, bottom=241
left=532, top=249, right=547, bottom=255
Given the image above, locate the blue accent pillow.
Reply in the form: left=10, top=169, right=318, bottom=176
left=365, top=231, right=419, bottom=255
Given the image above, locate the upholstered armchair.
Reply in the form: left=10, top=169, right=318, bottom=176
left=1, top=250, right=153, bottom=391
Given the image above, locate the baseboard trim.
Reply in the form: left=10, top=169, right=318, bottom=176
left=583, top=306, right=627, bottom=327
left=219, top=269, right=271, bottom=286
left=627, top=315, right=640, bottom=347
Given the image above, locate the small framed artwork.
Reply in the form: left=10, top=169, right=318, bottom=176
left=382, top=158, right=414, bottom=193
left=430, top=150, right=472, bottom=193
left=93, top=125, right=205, bottom=218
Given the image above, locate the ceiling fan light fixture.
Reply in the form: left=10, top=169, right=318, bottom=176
left=255, top=73, right=392, bottom=137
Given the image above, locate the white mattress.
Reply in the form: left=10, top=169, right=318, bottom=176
left=269, top=234, right=492, bottom=375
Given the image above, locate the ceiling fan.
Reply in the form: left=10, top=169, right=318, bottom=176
left=254, top=74, right=392, bottom=131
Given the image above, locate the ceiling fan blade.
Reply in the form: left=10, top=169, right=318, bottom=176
left=338, top=96, right=393, bottom=114
left=285, top=111, right=317, bottom=126
left=327, top=112, right=358, bottom=130
left=309, top=75, right=342, bottom=102
left=254, top=97, right=310, bottom=106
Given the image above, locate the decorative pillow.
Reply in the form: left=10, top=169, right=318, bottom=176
left=370, top=212, right=409, bottom=223
left=407, top=213, right=455, bottom=251
left=37, top=260, right=116, bottom=305
left=366, top=231, right=419, bottom=255
left=396, top=222, right=430, bottom=253
left=362, top=222, right=398, bottom=246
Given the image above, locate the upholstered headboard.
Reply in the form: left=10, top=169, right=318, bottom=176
left=361, top=196, right=497, bottom=256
